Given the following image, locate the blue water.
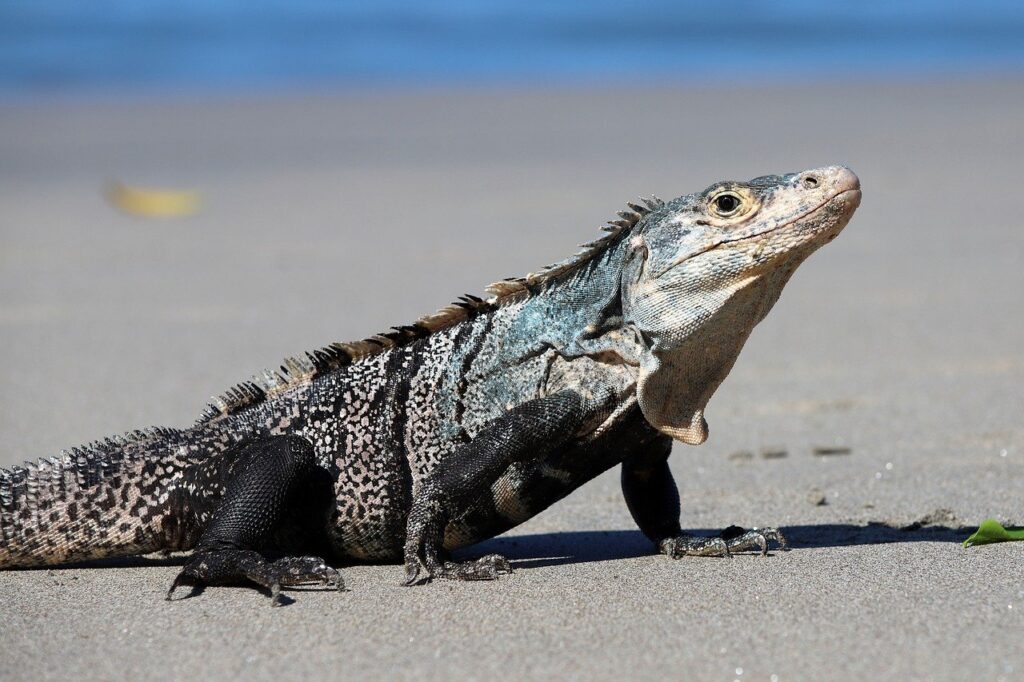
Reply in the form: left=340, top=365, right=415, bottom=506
left=2, top=0, right=1024, bottom=94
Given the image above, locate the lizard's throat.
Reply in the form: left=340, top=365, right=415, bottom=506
left=633, top=278, right=775, bottom=445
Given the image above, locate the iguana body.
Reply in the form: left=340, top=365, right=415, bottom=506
left=0, top=166, right=861, bottom=603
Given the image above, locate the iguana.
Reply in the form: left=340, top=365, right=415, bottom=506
left=0, top=166, right=861, bottom=604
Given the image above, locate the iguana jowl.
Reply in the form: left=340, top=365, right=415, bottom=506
left=0, top=166, right=861, bottom=603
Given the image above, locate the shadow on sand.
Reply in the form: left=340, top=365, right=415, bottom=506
left=463, top=523, right=974, bottom=569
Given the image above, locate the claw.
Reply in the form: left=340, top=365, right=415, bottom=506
left=403, top=561, right=427, bottom=586
left=269, top=583, right=284, bottom=607
left=759, top=527, right=789, bottom=551
left=165, top=572, right=202, bottom=602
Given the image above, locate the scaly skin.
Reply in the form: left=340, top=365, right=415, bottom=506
left=0, top=166, right=861, bottom=604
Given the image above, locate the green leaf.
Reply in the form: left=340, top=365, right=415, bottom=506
left=963, top=518, right=1024, bottom=547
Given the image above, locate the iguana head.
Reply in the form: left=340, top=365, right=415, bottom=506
left=621, top=165, right=861, bottom=444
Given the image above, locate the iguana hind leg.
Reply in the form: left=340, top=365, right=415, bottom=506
left=404, top=389, right=610, bottom=585
left=167, top=435, right=343, bottom=606
left=621, top=436, right=788, bottom=559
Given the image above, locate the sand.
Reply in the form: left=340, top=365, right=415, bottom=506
left=1, top=79, right=1022, bottom=681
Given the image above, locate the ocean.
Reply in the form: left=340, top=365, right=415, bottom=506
left=2, top=0, right=1023, bottom=95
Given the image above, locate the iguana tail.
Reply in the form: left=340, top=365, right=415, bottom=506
left=0, top=427, right=213, bottom=568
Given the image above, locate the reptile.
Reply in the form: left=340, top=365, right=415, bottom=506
left=0, top=165, right=861, bottom=605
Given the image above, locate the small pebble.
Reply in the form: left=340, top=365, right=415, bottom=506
left=813, top=446, right=852, bottom=456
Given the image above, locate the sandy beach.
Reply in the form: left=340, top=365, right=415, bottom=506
left=1, top=79, right=1022, bottom=680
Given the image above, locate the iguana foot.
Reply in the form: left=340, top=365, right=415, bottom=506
left=404, top=536, right=514, bottom=585
left=437, top=553, right=513, bottom=581
left=166, top=549, right=344, bottom=606
left=658, top=526, right=788, bottom=558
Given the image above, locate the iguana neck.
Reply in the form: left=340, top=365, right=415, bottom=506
left=632, top=254, right=805, bottom=445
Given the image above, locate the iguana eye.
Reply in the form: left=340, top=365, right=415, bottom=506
left=711, top=192, right=743, bottom=217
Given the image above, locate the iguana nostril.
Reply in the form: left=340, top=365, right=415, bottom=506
left=802, top=175, right=819, bottom=189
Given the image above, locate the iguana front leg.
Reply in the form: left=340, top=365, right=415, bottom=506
left=167, top=435, right=343, bottom=605
left=404, top=389, right=612, bottom=585
left=621, top=436, right=788, bottom=557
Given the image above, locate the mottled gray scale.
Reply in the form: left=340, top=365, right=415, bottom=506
left=318, top=353, right=408, bottom=559
left=0, top=426, right=244, bottom=567
left=428, top=315, right=489, bottom=440
left=403, top=323, right=464, bottom=479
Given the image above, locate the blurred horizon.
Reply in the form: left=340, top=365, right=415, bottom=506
left=2, top=0, right=1024, bottom=97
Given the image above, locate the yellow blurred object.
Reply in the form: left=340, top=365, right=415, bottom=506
left=106, top=182, right=201, bottom=218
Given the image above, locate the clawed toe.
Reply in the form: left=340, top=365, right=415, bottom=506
left=405, top=552, right=514, bottom=585
left=724, top=527, right=788, bottom=555
left=271, top=556, right=346, bottom=590
left=660, top=535, right=730, bottom=558
left=660, top=526, right=788, bottom=559
left=439, top=553, right=514, bottom=581
left=166, top=571, right=204, bottom=601
left=474, top=553, right=514, bottom=574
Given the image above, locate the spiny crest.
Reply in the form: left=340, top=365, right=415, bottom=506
left=198, top=195, right=665, bottom=425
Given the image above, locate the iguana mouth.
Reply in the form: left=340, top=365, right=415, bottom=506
left=716, top=186, right=861, bottom=248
